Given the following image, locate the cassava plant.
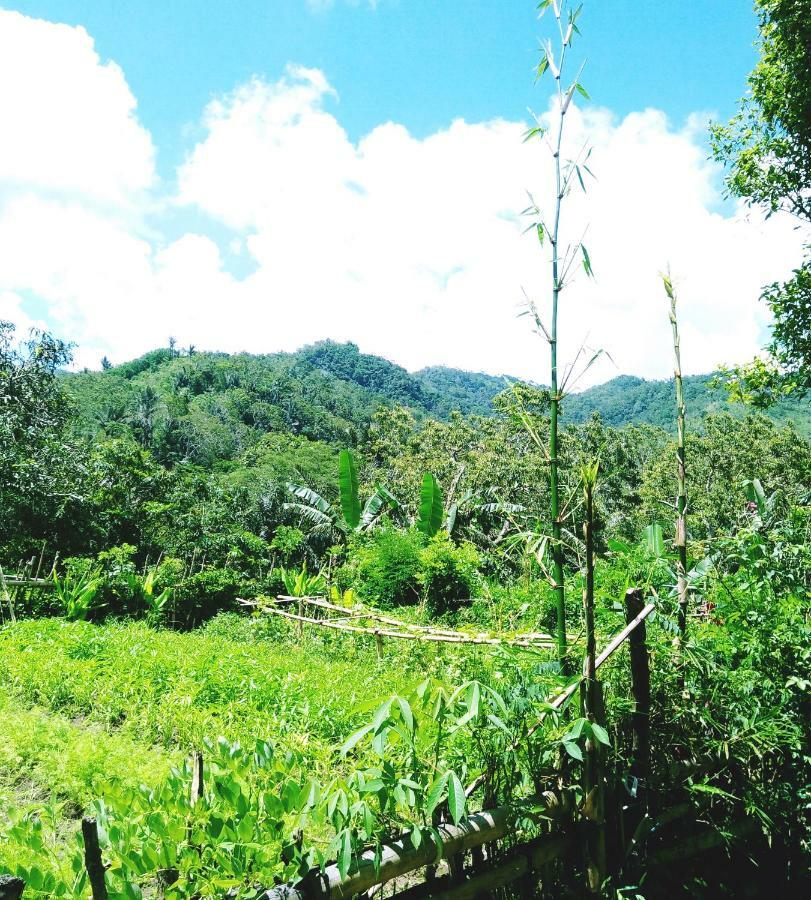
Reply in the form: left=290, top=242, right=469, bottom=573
left=523, top=0, right=595, bottom=669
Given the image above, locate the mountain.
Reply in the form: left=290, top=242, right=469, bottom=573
left=65, top=341, right=811, bottom=469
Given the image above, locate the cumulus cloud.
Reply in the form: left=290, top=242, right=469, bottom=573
left=0, top=9, right=807, bottom=382
left=0, top=9, right=154, bottom=205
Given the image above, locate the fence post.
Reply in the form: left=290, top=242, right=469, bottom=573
left=0, top=876, right=25, bottom=900
left=190, top=751, right=204, bottom=805
left=624, top=588, right=650, bottom=794
left=81, top=817, right=108, bottom=900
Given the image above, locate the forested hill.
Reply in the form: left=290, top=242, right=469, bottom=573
left=65, top=340, right=811, bottom=466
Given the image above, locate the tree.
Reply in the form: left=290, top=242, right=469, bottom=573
left=131, top=385, right=161, bottom=448
left=101, top=355, right=112, bottom=371
left=711, top=0, right=811, bottom=402
left=0, top=321, right=88, bottom=556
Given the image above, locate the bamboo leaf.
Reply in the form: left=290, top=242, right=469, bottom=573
left=591, top=723, right=611, bottom=746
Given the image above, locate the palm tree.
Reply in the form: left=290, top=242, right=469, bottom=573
left=131, top=386, right=161, bottom=448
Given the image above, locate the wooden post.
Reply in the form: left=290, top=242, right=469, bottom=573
left=190, top=751, right=204, bottom=804
left=81, top=817, right=108, bottom=900
left=624, top=589, right=651, bottom=793
left=0, top=876, right=25, bottom=900
left=374, top=630, right=384, bottom=661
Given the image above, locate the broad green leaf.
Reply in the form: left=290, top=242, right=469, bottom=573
left=645, top=523, right=665, bottom=558
left=425, top=772, right=448, bottom=817
left=339, top=450, right=361, bottom=529
left=563, top=741, right=583, bottom=761
left=591, top=723, right=611, bottom=746
left=417, top=473, right=444, bottom=537
left=447, top=772, right=466, bottom=825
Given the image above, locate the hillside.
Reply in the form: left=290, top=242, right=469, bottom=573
left=65, top=341, right=811, bottom=469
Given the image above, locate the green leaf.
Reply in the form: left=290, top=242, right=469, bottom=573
left=447, top=772, right=466, bottom=825
left=417, top=473, right=444, bottom=537
left=591, top=723, right=611, bottom=746
left=338, top=829, right=352, bottom=880
left=339, top=450, right=361, bottom=529
left=425, top=772, right=449, bottom=817
left=340, top=723, right=373, bottom=756
left=581, top=244, right=594, bottom=278
left=396, top=696, right=415, bottom=735
left=645, top=522, right=665, bottom=558
left=575, top=82, right=590, bottom=100
left=563, top=741, right=583, bottom=761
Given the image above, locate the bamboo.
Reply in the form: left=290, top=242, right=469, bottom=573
left=581, top=475, right=606, bottom=894
left=663, top=273, right=689, bottom=637
left=624, top=588, right=651, bottom=793
left=389, top=834, right=571, bottom=900
left=260, top=606, right=557, bottom=649
left=264, top=804, right=519, bottom=900
left=466, top=600, right=656, bottom=799
left=548, top=2, right=569, bottom=674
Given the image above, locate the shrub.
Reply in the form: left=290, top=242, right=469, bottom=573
left=349, top=528, right=425, bottom=607
left=172, top=567, right=254, bottom=627
left=418, top=533, right=480, bottom=616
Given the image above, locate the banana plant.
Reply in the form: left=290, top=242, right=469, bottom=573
left=417, top=473, right=444, bottom=537
left=286, top=450, right=400, bottom=541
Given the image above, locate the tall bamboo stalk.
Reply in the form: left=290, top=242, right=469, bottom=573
left=581, top=462, right=605, bottom=893
left=546, top=0, right=572, bottom=669
left=525, top=1, right=591, bottom=671
left=662, top=273, right=689, bottom=636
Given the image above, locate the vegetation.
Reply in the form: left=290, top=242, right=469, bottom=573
left=2, top=2, right=811, bottom=897
left=712, top=0, right=811, bottom=403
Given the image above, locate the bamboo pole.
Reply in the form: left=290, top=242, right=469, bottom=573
left=662, top=272, right=689, bottom=637
left=624, top=588, right=651, bottom=796
left=271, top=596, right=556, bottom=642
left=466, top=599, right=656, bottom=799
left=259, top=606, right=557, bottom=650
left=264, top=804, right=529, bottom=900
left=388, top=834, right=571, bottom=900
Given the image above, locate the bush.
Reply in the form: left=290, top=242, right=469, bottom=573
left=349, top=528, right=425, bottom=607
left=418, top=533, right=480, bottom=616
left=172, top=567, right=254, bottom=627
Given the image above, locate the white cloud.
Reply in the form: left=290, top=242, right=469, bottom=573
left=0, top=10, right=807, bottom=384
left=0, top=9, right=154, bottom=205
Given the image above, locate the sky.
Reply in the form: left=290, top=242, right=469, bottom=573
left=0, top=0, right=808, bottom=384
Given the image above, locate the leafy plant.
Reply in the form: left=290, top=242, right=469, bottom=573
left=52, top=570, right=102, bottom=621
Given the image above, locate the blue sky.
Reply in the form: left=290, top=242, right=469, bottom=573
left=2, top=1, right=805, bottom=382
left=12, top=0, right=758, bottom=175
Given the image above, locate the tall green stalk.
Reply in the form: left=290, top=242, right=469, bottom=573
left=662, top=273, right=689, bottom=636
left=549, top=50, right=566, bottom=668
left=526, top=0, right=591, bottom=670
